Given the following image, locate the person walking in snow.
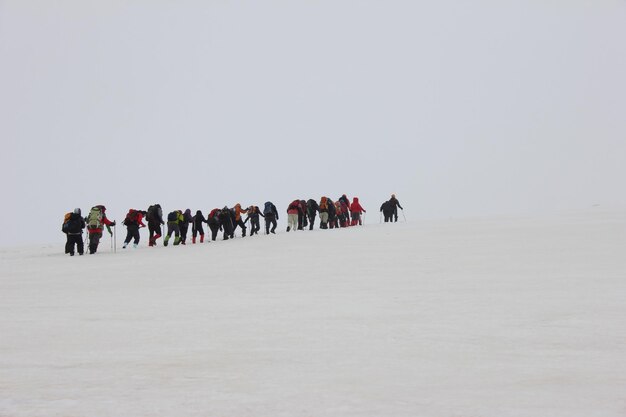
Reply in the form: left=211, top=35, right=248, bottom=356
left=164, top=210, right=183, bottom=246
left=327, top=198, right=337, bottom=229
left=62, top=208, right=85, bottom=256
left=245, top=205, right=265, bottom=236
left=380, top=200, right=394, bottom=223
left=179, top=209, right=193, bottom=245
left=350, top=197, right=366, bottom=226
left=146, top=204, right=164, bottom=247
left=306, top=198, right=319, bottom=230
left=207, top=208, right=222, bottom=241
left=232, top=203, right=248, bottom=237
left=263, top=201, right=279, bottom=234
left=319, top=197, right=330, bottom=229
left=297, top=200, right=308, bottom=230
left=286, top=200, right=301, bottom=232
left=122, top=209, right=146, bottom=249
left=219, top=207, right=234, bottom=240
left=85, top=205, right=115, bottom=254
left=389, top=194, right=403, bottom=222
left=192, top=210, right=208, bottom=243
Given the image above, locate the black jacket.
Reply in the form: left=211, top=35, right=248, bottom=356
left=65, top=213, right=85, bottom=234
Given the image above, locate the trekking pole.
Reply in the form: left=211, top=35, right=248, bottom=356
left=379, top=212, right=382, bottom=223
left=402, top=210, right=407, bottom=222
left=113, top=222, right=117, bottom=253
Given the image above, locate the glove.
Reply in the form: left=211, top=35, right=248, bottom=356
left=111, top=221, right=116, bottom=226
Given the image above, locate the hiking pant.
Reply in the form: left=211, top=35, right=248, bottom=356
left=65, top=233, right=84, bottom=256
left=164, top=223, right=181, bottom=246
left=351, top=212, right=361, bottom=226
left=124, top=224, right=140, bottom=245
left=393, top=207, right=398, bottom=222
left=192, top=224, right=205, bottom=239
left=287, top=214, right=298, bottom=231
left=308, top=213, right=316, bottom=230
left=233, top=219, right=246, bottom=237
left=148, top=222, right=162, bottom=246
left=222, top=219, right=233, bottom=240
left=180, top=223, right=189, bottom=244
left=383, top=212, right=393, bottom=222
left=297, top=212, right=303, bottom=230
left=250, top=217, right=261, bottom=236
left=88, top=232, right=103, bottom=254
left=319, top=212, right=329, bottom=229
left=265, top=214, right=277, bottom=234
left=208, top=222, right=220, bottom=241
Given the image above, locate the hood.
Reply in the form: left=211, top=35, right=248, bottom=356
left=353, top=197, right=359, bottom=203
left=73, top=208, right=81, bottom=215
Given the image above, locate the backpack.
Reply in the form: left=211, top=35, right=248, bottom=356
left=61, top=212, right=72, bottom=233
left=87, top=207, right=103, bottom=229
left=124, top=209, right=138, bottom=225
left=263, top=202, right=273, bottom=215
left=320, top=197, right=327, bottom=210
left=167, top=211, right=178, bottom=222
left=147, top=205, right=156, bottom=221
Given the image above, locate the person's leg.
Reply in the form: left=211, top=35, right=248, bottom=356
left=65, top=235, right=72, bottom=255
left=133, top=226, right=140, bottom=245
left=123, top=227, right=132, bottom=247
left=76, top=234, right=84, bottom=255
left=174, top=224, right=181, bottom=245
left=198, top=225, right=205, bottom=242
left=164, top=223, right=173, bottom=246
left=89, top=232, right=101, bottom=254
left=180, top=224, right=188, bottom=244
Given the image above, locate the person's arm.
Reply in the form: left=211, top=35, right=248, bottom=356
left=138, top=213, right=146, bottom=227
left=398, top=201, right=403, bottom=210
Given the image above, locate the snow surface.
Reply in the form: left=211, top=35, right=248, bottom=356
left=1, top=209, right=625, bottom=417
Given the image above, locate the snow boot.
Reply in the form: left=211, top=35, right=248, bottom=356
left=200, top=235, right=204, bottom=243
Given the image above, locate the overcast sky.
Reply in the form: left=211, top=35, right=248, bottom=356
left=1, top=1, right=625, bottom=247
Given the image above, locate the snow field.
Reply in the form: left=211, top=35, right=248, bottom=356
left=1, top=209, right=625, bottom=416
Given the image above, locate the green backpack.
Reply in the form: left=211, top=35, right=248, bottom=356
left=87, top=207, right=103, bottom=229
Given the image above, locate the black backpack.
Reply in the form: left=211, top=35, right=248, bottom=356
left=65, top=213, right=83, bottom=234
left=167, top=211, right=178, bottom=222
left=263, top=202, right=274, bottom=215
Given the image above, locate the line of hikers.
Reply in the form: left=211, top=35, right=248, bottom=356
left=62, top=194, right=403, bottom=256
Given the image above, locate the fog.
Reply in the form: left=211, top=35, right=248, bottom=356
left=1, top=1, right=625, bottom=247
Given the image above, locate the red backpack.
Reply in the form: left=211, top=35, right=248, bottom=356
left=124, top=209, right=138, bottom=225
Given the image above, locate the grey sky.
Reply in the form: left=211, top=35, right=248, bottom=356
left=1, top=1, right=625, bottom=246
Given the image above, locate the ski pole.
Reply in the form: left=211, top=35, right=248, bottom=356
left=114, top=223, right=117, bottom=253
left=402, top=210, right=407, bottom=222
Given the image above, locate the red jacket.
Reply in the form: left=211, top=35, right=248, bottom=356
left=287, top=200, right=301, bottom=215
left=350, top=198, right=366, bottom=213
